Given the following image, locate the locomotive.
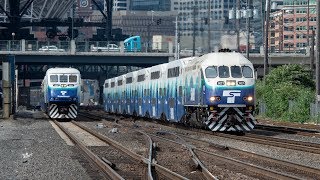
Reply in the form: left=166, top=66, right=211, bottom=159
left=41, top=67, right=81, bottom=119
left=104, top=51, right=256, bottom=131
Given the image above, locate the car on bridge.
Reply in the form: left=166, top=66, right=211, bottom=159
left=91, top=44, right=120, bottom=52
left=38, top=45, right=65, bottom=52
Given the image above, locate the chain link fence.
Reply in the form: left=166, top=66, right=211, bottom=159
left=257, top=100, right=320, bottom=124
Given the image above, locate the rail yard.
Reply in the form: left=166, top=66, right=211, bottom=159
left=1, top=108, right=319, bottom=180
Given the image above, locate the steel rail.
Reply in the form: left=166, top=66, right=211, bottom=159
left=53, top=120, right=124, bottom=180
left=177, top=133, right=320, bottom=177
left=72, top=121, right=188, bottom=180
left=217, top=133, right=320, bottom=154
left=256, top=124, right=320, bottom=134
left=149, top=133, right=301, bottom=180
left=136, top=130, right=155, bottom=180
left=166, top=132, right=218, bottom=180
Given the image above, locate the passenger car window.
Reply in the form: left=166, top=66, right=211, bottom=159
left=231, top=66, right=242, bottom=78
left=50, top=75, right=58, bottom=82
left=69, top=75, right=77, bottom=82
left=242, top=66, right=253, bottom=78
left=218, top=66, right=230, bottom=78
left=205, top=66, right=218, bottom=78
left=60, top=75, right=68, bottom=82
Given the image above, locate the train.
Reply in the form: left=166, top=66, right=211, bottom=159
left=124, top=36, right=141, bottom=52
left=103, top=50, right=257, bottom=131
left=41, top=67, right=81, bottom=119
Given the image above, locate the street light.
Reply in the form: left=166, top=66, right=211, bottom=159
left=11, top=32, right=15, bottom=40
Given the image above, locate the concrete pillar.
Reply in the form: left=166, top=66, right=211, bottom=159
left=2, top=56, right=13, bottom=119
left=168, top=42, right=173, bottom=54
left=21, top=39, right=25, bottom=51
left=70, top=40, right=76, bottom=54
left=120, top=41, right=124, bottom=53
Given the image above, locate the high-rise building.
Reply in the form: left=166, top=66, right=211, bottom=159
left=269, top=0, right=317, bottom=53
left=129, top=0, right=171, bottom=11
left=172, top=0, right=236, bottom=51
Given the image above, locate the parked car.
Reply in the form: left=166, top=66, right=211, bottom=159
left=39, top=45, right=65, bottom=52
left=91, top=44, right=120, bottom=52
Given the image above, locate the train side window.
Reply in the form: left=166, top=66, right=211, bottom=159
left=218, top=66, right=230, bottom=78
left=159, top=88, right=162, bottom=96
left=178, top=86, right=183, bottom=96
left=231, top=66, right=242, bottom=78
left=60, top=75, right=68, bottom=82
left=111, top=82, right=115, bottom=88
left=50, top=75, right=58, bottom=82
left=105, top=83, right=109, bottom=88
left=69, top=75, right=77, bottom=82
left=242, top=66, right=253, bottom=78
left=205, top=66, right=218, bottom=78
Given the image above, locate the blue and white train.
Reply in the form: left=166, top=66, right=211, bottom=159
left=103, top=51, right=256, bottom=131
left=41, top=67, right=81, bottom=119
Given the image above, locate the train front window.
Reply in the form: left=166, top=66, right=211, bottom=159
left=242, top=66, right=253, bottom=78
left=231, top=66, right=242, bottom=78
left=205, top=66, right=218, bottom=78
left=50, top=75, right=58, bottom=82
left=60, top=75, right=68, bottom=82
left=69, top=75, right=77, bottom=82
left=218, top=66, right=230, bottom=78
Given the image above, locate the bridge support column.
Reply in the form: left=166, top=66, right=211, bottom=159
left=120, top=41, right=124, bottom=53
left=21, top=39, right=25, bottom=51
left=70, top=40, right=76, bottom=55
left=1, top=55, right=15, bottom=119
left=168, top=42, right=173, bottom=54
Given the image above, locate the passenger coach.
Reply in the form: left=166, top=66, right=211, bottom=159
left=104, top=51, right=256, bottom=131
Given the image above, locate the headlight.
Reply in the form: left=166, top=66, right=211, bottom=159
left=243, top=96, right=253, bottom=102
left=209, top=96, right=221, bottom=102
left=226, top=80, right=236, bottom=86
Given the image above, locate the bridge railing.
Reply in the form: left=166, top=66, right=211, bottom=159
left=0, top=40, right=173, bottom=53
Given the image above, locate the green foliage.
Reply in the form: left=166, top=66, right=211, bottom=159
left=256, top=64, right=315, bottom=123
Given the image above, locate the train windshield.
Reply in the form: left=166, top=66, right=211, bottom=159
left=69, top=75, right=77, bottom=82
left=49, top=74, right=78, bottom=83
left=242, top=66, right=253, bottom=78
left=231, top=66, right=242, bottom=78
left=218, top=66, right=230, bottom=78
left=60, top=75, right=68, bottom=82
left=50, top=75, right=58, bottom=82
left=205, top=66, right=218, bottom=78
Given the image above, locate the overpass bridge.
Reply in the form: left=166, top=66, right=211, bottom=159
left=0, top=40, right=313, bottom=80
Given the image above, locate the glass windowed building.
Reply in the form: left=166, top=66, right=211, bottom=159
left=129, top=0, right=171, bottom=11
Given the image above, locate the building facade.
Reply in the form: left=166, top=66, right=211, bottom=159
left=129, top=0, right=171, bottom=11
left=269, top=0, right=317, bottom=53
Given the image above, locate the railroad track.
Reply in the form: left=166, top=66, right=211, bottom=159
left=255, top=124, right=320, bottom=137
left=77, top=112, right=320, bottom=179
left=149, top=133, right=308, bottom=179
left=79, top=111, right=320, bottom=154
left=54, top=120, right=188, bottom=179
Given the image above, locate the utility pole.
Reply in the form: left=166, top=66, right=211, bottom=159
left=264, top=0, right=271, bottom=77
left=246, top=0, right=251, bottom=59
left=236, top=0, right=240, bottom=52
left=316, top=0, right=320, bottom=110
left=307, top=0, right=310, bottom=47
left=192, top=5, right=196, bottom=56
left=207, top=0, right=211, bottom=53
left=175, top=15, right=179, bottom=60
left=71, top=0, right=75, bottom=40
left=310, top=30, right=315, bottom=73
